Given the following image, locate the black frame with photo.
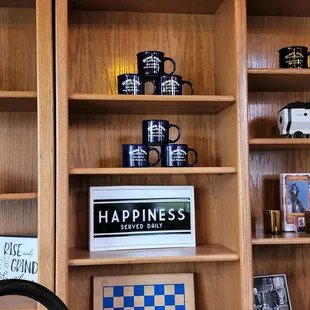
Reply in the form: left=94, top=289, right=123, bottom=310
left=253, top=274, right=292, bottom=310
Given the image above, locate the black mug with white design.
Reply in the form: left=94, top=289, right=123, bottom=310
left=137, top=51, right=176, bottom=78
left=118, top=74, right=156, bottom=95
left=162, top=144, right=198, bottom=167
left=157, top=74, right=194, bottom=95
left=142, top=119, right=181, bottom=145
left=122, top=144, right=160, bottom=167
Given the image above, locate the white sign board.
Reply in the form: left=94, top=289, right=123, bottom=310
left=89, top=186, right=196, bottom=251
left=0, top=236, right=38, bottom=281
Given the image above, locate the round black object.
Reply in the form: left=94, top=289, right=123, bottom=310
left=293, top=131, right=304, bottom=138
left=0, top=279, right=68, bottom=310
left=279, top=46, right=310, bottom=68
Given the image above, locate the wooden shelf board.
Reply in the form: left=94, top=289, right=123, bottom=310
left=69, top=167, right=237, bottom=175
left=69, top=245, right=239, bottom=266
left=247, top=0, right=310, bottom=17
left=248, top=68, right=310, bottom=92
left=0, top=192, right=38, bottom=201
left=249, top=138, right=310, bottom=151
left=69, top=94, right=235, bottom=115
left=0, top=91, right=37, bottom=112
left=69, top=0, right=224, bottom=14
left=0, top=296, right=36, bottom=309
left=0, top=0, right=35, bottom=8
left=252, top=230, right=310, bottom=245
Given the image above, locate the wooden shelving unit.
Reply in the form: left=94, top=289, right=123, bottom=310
left=248, top=3, right=310, bottom=309
left=69, top=94, right=235, bottom=114
left=0, top=1, right=54, bottom=309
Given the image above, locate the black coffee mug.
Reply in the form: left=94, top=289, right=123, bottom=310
left=157, top=74, right=194, bottom=95
left=118, top=74, right=156, bottom=95
left=142, top=119, right=181, bottom=145
left=279, top=46, right=310, bottom=68
left=162, top=144, right=198, bottom=167
left=122, top=144, right=160, bottom=167
left=137, top=51, right=176, bottom=78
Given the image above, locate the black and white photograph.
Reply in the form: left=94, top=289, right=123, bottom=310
left=253, top=274, right=292, bottom=310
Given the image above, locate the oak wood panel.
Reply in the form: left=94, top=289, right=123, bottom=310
left=250, top=138, right=310, bottom=151
left=248, top=69, right=310, bottom=92
left=248, top=16, right=310, bottom=69
left=247, top=0, right=310, bottom=17
left=69, top=114, right=217, bottom=168
left=253, top=245, right=310, bottom=309
left=0, top=91, right=37, bottom=112
left=0, top=8, right=36, bottom=91
left=69, top=245, right=239, bottom=266
left=0, top=192, right=38, bottom=200
left=69, top=94, right=236, bottom=115
left=69, top=167, right=237, bottom=175
left=252, top=230, right=310, bottom=245
left=68, top=174, right=236, bottom=250
left=55, top=0, right=69, bottom=305
left=68, top=11, right=215, bottom=95
left=36, top=0, right=55, bottom=293
left=69, top=0, right=225, bottom=15
left=69, top=262, right=241, bottom=310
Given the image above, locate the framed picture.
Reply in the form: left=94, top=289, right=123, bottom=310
left=94, top=273, right=195, bottom=310
left=0, top=235, right=38, bottom=281
left=253, top=274, right=292, bottom=310
left=89, top=186, right=195, bottom=251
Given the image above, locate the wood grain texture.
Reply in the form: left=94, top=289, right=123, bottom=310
left=248, top=69, right=310, bottom=92
left=0, top=192, right=38, bottom=200
left=253, top=230, right=310, bottom=245
left=69, top=262, right=240, bottom=310
left=0, top=7, right=36, bottom=91
left=253, top=245, right=310, bottom=309
left=247, top=0, right=310, bottom=17
left=55, top=0, right=69, bottom=305
left=0, top=91, right=37, bottom=112
left=69, top=245, right=239, bottom=266
left=250, top=138, right=310, bottom=151
left=36, top=0, right=55, bottom=294
left=69, top=0, right=224, bottom=14
left=68, top=11, right=215, bottom=95
left=248, top=16, right=310, bottom=69
left=0, top=1, right=35, bottom=8
left=69, top=94, right=235, bottom=115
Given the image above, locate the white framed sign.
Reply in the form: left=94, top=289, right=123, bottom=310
left=0, top=236, right=38, bottom=281
left=89, top=186, right=196, bottom=251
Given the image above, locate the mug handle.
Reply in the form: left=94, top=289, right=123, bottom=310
left=148, top=147, right=161, bottom=167
left=164, top=57, right=177, bottom=75
left=168, top=124, right=181, bottom=143
left=144, top=79, right=157, bottom=95
left=182, top=80, right=195, bottom=95
left=188, top=148, right=198, bottom=167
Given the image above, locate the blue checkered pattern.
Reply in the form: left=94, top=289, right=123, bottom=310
left=102, top=283, right=186, bottom=310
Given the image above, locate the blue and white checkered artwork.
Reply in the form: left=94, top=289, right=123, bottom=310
left=102, top=283, right=186, bottom=310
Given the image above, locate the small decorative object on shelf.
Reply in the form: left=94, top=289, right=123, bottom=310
left=89, top=186, right=195, bottom=251
left=263, top=210, right=282, bottom=234
left=94, top=273, right=195, bottom=310
left=304, top=211, right=310, bottom=234
left=122, top=144, right=160, bottom=168
left=280, top=174, right=310, bottom=232
left=253, top=274, right=292, bottom=310
left=0, top=236, right=38, bottom=281
left=117, top=74, right=156, bottom=95
left=161, top=144, right=198, bottom=167
left=279, top=46, right=310, bottom=68
left=277, top=101, right=310, bottom=138
left=157, top=74, right=194, bottom=95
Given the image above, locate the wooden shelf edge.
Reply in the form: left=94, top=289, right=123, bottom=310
left=0, top=91, right=37, bottom=112
left=0, top=91, right=37, bottom=98
left=0, top=192, right=38, bottom=201
left=252, top=230, right=310, bottom=245
left=248, top=68, right=310, bottom=75
left=249, top=138, right=310, bottom=151
left=68, top=245, right=240, bottom=267
left=69, top=167, right=237, bottom=175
